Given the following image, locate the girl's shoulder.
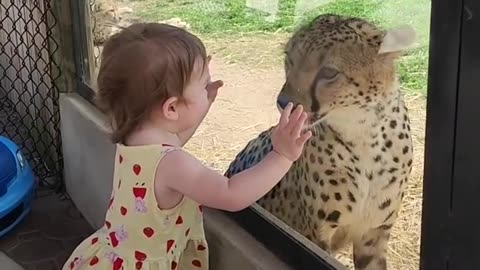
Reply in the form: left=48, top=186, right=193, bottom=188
left=113, top=143, right=184, bottom=184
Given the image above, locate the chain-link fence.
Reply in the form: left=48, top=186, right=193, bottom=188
left=0, top=0, right=62, bottom=190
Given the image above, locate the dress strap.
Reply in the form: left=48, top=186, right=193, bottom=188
left=161, top=144, right=181, bottom=154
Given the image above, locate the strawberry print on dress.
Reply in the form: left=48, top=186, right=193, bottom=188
left=91, top=237, right=98, bottom=245
left=192, top=259, right=202, bottom=267
left=133, top=184, right=148, bottom=213
left=166, top=239, right=175, bottom=253
left=62, top=145, right=208, bottom=270
left=176, top=216, right=183, bottom=225
left=135, top=250, right=147, bottom=261
left=69, top=256, right=83, bottom=269
left=143, top=227, right=154, bottom=238
left=89, top=256, right=99, bottom=266
left=108, top=225, right=128, bottom=248
left=112, top=257, right=123, bottom=270
left=132, top=164, right=141, bottom=175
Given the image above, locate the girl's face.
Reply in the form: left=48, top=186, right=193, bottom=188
left=176, top=58, right=212, bottom=131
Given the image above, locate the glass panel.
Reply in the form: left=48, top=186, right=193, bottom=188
left=84, top=1, right=431, bottom=269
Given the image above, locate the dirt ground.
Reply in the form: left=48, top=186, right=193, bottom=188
left=183, top=36, right=427, bottom=270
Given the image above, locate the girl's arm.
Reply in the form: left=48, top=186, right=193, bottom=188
left=157, top=148, right=293, bottom=212
left=157, top=103, right=311, bottom=212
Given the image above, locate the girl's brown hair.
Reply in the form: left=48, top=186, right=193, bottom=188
left=96, top=23, right=207, bottom=143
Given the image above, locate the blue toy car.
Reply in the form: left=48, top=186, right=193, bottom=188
left=0, top=136, right=35, bottom=238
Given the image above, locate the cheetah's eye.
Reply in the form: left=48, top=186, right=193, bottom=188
left=317, top=67, right=340, bottom=81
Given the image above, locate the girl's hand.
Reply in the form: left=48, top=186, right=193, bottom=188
left=206, top=79, right=224, bottom=103
left=206, top=55, right=223, bottom=103
left=271, top=102, right=312, bottom=162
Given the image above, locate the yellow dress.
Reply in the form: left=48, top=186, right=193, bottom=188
left=63, top=144, right=209, bottom=270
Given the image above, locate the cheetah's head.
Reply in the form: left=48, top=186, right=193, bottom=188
left=277, top=14, right=416, bottom=127
left=94, top=1, right=121, bottom=23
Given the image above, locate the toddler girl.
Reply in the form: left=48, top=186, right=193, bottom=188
left=63, top=22, right=311, bottom=270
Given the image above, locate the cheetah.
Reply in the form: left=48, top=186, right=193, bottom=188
left=91, top=0, right=121, bottom=46
left=225, top=14, right=416, bottom=270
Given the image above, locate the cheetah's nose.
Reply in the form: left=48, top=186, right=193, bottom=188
left=277, top=95, right=290, bottom=110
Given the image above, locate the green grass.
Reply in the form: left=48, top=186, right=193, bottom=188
left=136, top=0, right=431, bottom=95
left=136, top=0, right=387, bottom=33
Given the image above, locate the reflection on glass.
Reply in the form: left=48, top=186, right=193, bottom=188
left=246, top=0, right=280, bottom=21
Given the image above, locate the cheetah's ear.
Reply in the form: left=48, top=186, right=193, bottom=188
left=378, top=25, right=417, bottom=55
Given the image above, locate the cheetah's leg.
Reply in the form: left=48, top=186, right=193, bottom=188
left=352, top=226, right=391, bottom=270
left=307, top=222, right=341, bottom=254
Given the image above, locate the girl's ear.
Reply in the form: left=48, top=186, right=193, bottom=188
left=162, top=96, right=180, bottom=121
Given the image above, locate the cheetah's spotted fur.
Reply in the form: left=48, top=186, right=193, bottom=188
left=225, top=14, right=415, bottom=270
left=91, top=0, right=121, bottom=46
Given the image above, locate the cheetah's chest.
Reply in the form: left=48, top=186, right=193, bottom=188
left=352, top=147, right=411, bottom=227
left=295, top=122, right=413, bottom=228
